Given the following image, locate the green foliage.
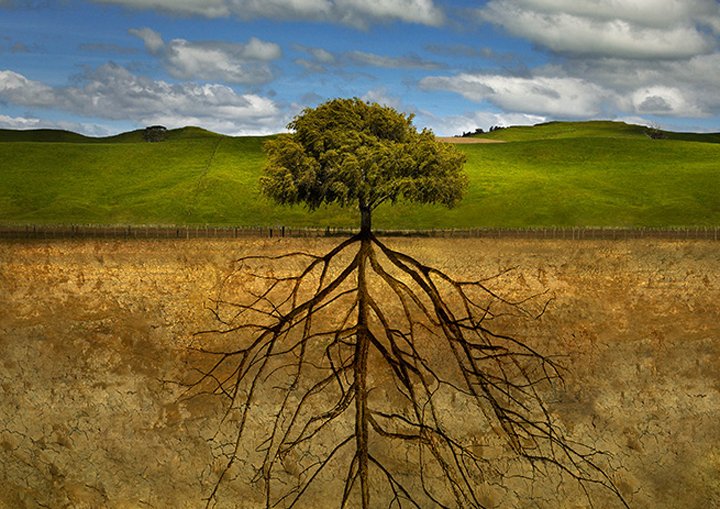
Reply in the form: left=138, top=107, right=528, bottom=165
left=261, top=98, right=467, bottom=212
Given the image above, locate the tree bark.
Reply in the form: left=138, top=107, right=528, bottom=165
left=360, top=205, right=372, bottom=237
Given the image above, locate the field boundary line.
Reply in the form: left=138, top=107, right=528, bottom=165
left=1, top=225, right=719, bottom=241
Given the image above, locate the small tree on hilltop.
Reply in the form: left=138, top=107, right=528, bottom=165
left=190, top=98, right=629, bottom=508
left=143, top=125, right=168, bottom=142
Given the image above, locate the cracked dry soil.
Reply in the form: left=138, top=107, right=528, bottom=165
left=0, top=237, right=718, bottom=508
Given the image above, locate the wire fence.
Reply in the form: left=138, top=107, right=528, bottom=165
left=1, top=224, right=719, bottom=241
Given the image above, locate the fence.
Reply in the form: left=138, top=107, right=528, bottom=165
left=1, top=224, right=719, bottom=241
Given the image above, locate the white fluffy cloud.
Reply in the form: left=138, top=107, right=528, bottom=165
left=548, top=51, right=720, bottom=117
left=333, top=0, right=443, bottom=26
left=0, top=64, right=286, bottom=134
left=479, top=0, right=719, bottom=59
left=569, top=53, right=720, bottom=97
left=629, top=86, right=703, bottom=116
left=500, top=0, right=720, bottom=29
left=421, top=74, right=609, bottom=117
left=92, top=0, right=444, bottom=27
left=454, top=0, right=720, bottom=121
left=130, top=28, right=281, bottom=84
left=0, top=114, right=43, bottom=129
left=0, top=70, right=55, bottom=107
left=421, top=63, right=716, bottom=119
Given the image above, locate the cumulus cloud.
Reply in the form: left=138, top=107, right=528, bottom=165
left=441, top=1, right=720, bottom=121
left=630, top=86, right=703, bottom=116
left=161, top=38, right=280, bottom=84
left=0, top=64, right=286, bottom=135
left=420, top=73, right=609, bottom=117
left=0, top=70, right=55, bottom=107
left=553, top=52, right=720, bottom=117
left=92, top=0, right=444, bottom=27
left=501, top=0, right=720, bottom=29
left=333, top=0, right=443, bottom=27
left=421, top=56, right=720, bottom=120
left=0, top=114, right=51, bottom=129
left=478, top=0, right=719, bottom=59
left=129, top=28, right=281, bottom=85
left=571, top=53, right=720, bottom=95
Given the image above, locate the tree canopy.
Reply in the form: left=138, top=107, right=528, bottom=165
left=261, top=98, right=467, bottom=223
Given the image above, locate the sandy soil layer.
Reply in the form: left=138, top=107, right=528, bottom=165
left=0, top=237, right=718, bottom=508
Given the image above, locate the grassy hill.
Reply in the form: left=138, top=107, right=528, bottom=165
left=474, top=120, right=720, bottom=144
left=1, top=122, right=718, bottom=228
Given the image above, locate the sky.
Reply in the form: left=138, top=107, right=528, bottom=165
left=1, top=0, right=720, bottom=136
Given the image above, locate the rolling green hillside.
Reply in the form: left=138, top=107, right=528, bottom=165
left=475, top=120, right=720, bottom=144
left=1, top=122, right=718, bottom=228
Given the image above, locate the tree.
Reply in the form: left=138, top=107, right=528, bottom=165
left=644, top=123, right=667, bottom=140
left=143, top=125, right=167, bottom=142
left=189, top=99, right=629, bottom=508
left=261, top=98, right=467, bottom=235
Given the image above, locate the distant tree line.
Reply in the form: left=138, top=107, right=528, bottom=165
left=456, top=125, right=506, bottom=137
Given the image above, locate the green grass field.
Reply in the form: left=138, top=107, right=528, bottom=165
left=1, top=122, right=718, bottom=228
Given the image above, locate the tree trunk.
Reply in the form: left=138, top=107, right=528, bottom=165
left=355, top=237, right=371, bottom=508
left=360, top=205, right=372, bottom=237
